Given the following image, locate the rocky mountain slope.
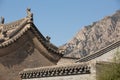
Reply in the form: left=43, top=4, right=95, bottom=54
left=61, top=10, right=120, bottom=58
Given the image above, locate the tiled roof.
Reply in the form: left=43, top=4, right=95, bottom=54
left=77, top=39, right=120, bottom=62
left=0, top=18, right=30, bottom=48
left=0, top=10, right=63, bottom=56
left=20, top=63, right=90, bottom=79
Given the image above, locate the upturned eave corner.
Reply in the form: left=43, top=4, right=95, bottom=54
left=0, top=8, right=63, bottom=62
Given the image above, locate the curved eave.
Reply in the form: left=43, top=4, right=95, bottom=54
left=0, top=18, right=63, bottom=62
left=0, top=24, right=30, bottom=48
left=30, top=23, right=63, bottom=57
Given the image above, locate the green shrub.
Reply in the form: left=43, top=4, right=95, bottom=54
left=97, top=49, right=120, bottom=80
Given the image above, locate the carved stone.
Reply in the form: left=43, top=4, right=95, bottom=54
left=0, top=16, right=4, bottom=24
left=46, top=36, right=51, bottom=42
left=26, top=8, right=33, bottom=21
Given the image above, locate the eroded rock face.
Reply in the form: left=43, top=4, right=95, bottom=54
left=62, top=10, right=120, bottom=58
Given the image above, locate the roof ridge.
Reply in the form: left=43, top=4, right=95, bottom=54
left=20, top=63, right=90, bottom=79
left=3, top=18, right=25, bottom=31
left=0, top=18, right=31, bottom=48
left=30, top=24, right=63, bottom=55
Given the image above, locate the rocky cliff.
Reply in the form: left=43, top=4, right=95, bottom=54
left=62, top=10, right=120, bottom=58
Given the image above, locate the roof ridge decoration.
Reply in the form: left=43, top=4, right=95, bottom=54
left=0, top=8, right=33, bottom=47
left=30, top=24, right=62, bottom=55
left=0, top=16, right=4, bottom=24
left=20, top=63, right=90, bottom=79
left=0, top=8, right=63, bottom=56
left=26, top=8, right=33, bottom=22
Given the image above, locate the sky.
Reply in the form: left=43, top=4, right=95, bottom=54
left=0, top=0, right=120, bottom=46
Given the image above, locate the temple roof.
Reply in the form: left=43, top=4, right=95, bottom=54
left=0, top=18, right=28, bottom=47
left=0, top=8, right=63, bottom=57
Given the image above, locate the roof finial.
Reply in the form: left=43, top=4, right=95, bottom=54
left=26, top=8, right=33, bottom=22
left=46, top=36, right=51, bottom=42
left=0, top=16, right=4, bottom=24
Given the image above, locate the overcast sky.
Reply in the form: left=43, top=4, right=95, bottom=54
left=0, top=0, right=120, bottom=46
